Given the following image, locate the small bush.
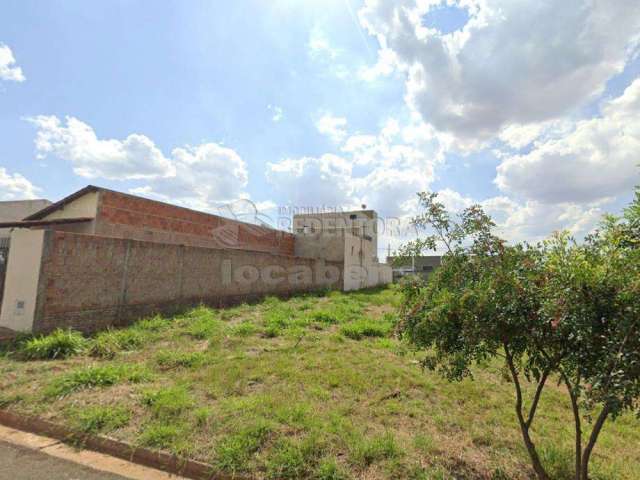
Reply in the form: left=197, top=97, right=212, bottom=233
left=20, top=329, right=88, bottom=360
left=45, top=364, right=151, bottom=398
left=89, top=329, right=145, bottom=358
left=340, top=320, right=392, bottom=340
left=74, top=405, right=131, bottom=434
left=215, top=422, right=272, bottom=473
left=154, top=350, right=205, bottom=369
left=142, top=385, right=194, bottom=419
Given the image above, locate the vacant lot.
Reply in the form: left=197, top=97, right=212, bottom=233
left=1, top=287, right=638, bottom=479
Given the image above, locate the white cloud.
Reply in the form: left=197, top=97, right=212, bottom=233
left=495, top=78, right=640, bottom=204
left=359, top=0, right=640, bottom=143
left=308, top=25, right=341, bottom=61
left=315, top=112, right=348, bottom=143
left=136, top=142, right=249, bottom=211
left=29, top=116, right=175, bottom=180
left=29, top=115, right=250, bottom=211
left=0, top=168, right=39, bottom=200
left=0, top=44, right=25, bottom=82
left=268, top=115, right=440, bottom=218
left=268, top=104, right=283, bottom=122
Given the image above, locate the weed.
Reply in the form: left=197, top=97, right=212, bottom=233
left=73, top=405, right=131, bottom=434
left=154, top=350, right=205, bottom=369
left=135, top=315, right=170, bottom=332
left=215, top=422, right=272, bottom=473
left=310, top=310, right=339, bottom=324
left=142, top=385, right=194, bottom=419
left=265, top=437, right=324, bottom=479
left=340, top=320, right=392, bottom=340
left=139, top=423, right=184, bottom=449
left=194, top=407, right=214, bottom=427
left=350, top=432, right=400, bottom=468
left=89, top=329, right=145, bottom=358
left=45, top=364, right=151, bottom=398
left=316, top=458, right=350, bottom=480
left=20, top=329, right=88, bottom=359
left=230, top=322, right=258, bottom=337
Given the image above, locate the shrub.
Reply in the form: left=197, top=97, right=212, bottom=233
left=74, top=405, right=131, bottom=434
left=20, top=329, right=88, bottom=360
left=45, top=364, right=151, bottom=398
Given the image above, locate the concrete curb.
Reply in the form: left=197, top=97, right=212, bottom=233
left=0, top=409, right=249, bottom=480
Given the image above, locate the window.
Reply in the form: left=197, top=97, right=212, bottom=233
left=422, top=265, right=434, bottom=272
left=349, top=214, right=357, bottom=220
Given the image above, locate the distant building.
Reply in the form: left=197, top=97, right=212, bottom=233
left=293, top=210, right=391, bottom=291
left=386, top=255, right=442, bottom=281
left=0, top=199, right=52, bottom=239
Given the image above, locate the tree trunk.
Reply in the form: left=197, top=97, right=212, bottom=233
left=580, top=404, right=610, bottom=480
left=505, top=347, right=550, bottom=480
left=562, top=375, right=582, bottom=480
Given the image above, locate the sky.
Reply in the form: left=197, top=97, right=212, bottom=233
left=1, top=0, right=640, bottom=257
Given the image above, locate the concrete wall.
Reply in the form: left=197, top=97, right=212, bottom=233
left=19, top=231, right=342, bottom=334
left=0, top=200, right=52, bottom=238
left=94, top=190, right=295, bottom=256
left=0, top=229, right=45, bottom=332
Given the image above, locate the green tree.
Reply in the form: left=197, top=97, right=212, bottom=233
left=397, top=192, right=640, bottom=480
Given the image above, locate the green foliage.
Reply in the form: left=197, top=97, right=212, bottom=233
left=46, top=364, right=150, bottom=397
left=89, top=328, right=145, bottom=358
left=398, top=190, right=640, bottom=480
left=73, top=405, right=131, bottom=434
left=20, top=329, right=88, bottom=359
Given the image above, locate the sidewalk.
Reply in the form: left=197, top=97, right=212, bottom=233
left=0, top=425, right=187, bottom=480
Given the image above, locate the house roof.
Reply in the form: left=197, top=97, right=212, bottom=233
left=0, top=217, right=93, bottom=229
left=24, top=185, right=99, bottom=221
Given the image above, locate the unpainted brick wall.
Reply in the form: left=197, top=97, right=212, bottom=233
left=32, top=231, right=342, bottom=334
left=94, top=190, right=295, bottom=256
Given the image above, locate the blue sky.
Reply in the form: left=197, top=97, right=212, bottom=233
left=1, top=0, right=640, bottom=255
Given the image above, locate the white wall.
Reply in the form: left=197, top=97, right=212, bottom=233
left=0, top=229, right=45, bottom=332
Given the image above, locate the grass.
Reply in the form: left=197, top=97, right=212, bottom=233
left=72, top=405, right=131, bottom=434
left=45, top=364, right=151, bottom=398
left=0, top=286, right=638, bottom=480
left=20, top=329, right=88, bottom=359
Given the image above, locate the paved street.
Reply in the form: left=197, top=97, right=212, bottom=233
left=0, top=440, right=130, bottom=480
